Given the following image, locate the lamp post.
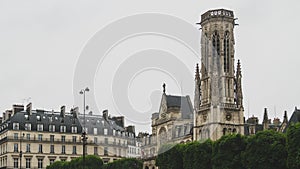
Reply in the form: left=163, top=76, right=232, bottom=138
left=79, top=87, right=89, bottom=169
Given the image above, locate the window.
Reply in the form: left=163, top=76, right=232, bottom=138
left=13, top=123, right=19, bottom=130
left=38, top=144, right=43, bottom=153
left=113, top=129, right=116, bottom=136
left=49, top=125, right=55, bottom=132
left=50, top=145, right=54, bottom=153
left=94, top=147, right=98, bottom=155
left=71, top=126, right=77, bottom=133
left=62, top=145, right=66, bottom=154
left=37, top=115, right=41, bottom=121
left=49, top=159, right=55, bottom=165
left=72, top=136, right=76, bottom=143
left=37, top=124, right=43, bottom=131
left=50, top=135, right=54, bottom=142
left=104, top=128, right=108, bottom=135
left=212, top=31, right=220, bottom=57
left=104, top=138, right=108, bottom=144
left=38, top=134, right=43, bottom=141
left=25, top=158, right=31, bottom=169
left=26, top=133, right=30, bottom=140
left=61, top=136, right=65, bottom=143
left=72, top=146, right=76, bottom=154
left=38, top=159, right=43, bottom=169
left=93, top=128, right=97, bottom=135
left=26, top=144, right=30, bottom=152
left=60, top=125, right=66, bottom=133
left=113, top=138, right=116, bottom=145
left=25, top=123, right=31, bottom=131
left=94, top=137, right=98, bottom=144
left=223, top=31, right=230, bottom=73
left=14, top=133, right=18, bottom=140
left=84, top=127, right=88, bottom=134
left=13, top=158, right=18, bottom=168
left=104, top=147, right=108, bottom=156
left=14, top=143, right=18, bottom=152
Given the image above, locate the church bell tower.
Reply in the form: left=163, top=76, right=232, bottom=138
left=194, top=9, right=244, bottom=141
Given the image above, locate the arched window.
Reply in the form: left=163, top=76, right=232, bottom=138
left=224, top=31, right=230, bottom=72
left=199, top=129, right=202, bottom=140
left=223, top=128, right=227, bottom=135
left=158, top=127, right=167, bottom=146
left=212, top=31, right=220, bottom=57
left=233, top=128, right=237, bottom=133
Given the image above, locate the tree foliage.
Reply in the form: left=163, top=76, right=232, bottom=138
left=104, top=158, right=143, bottom=169
left=46, top=155, right=103, bottom=169
left=242, top=130, right=287, bottom=169
left=212, top=134, right=246, bottom=169
left=287, top=122, right=300, bottom=169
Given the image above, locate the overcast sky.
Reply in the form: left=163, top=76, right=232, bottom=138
left=1, top=0, right=300, bottom=133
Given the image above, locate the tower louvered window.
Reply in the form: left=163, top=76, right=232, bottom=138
left=224, top=31, right=230, bottom=72
left=212, top=31, right=220, bottom=57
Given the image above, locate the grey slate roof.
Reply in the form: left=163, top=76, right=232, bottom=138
left=166, top=95, right=193, bottom=119
left=1, top=110, right=82, bottom=133
left=284, top=108, right=300, bottom=132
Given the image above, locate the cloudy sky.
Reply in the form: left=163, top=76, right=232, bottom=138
left=1, top=0, right=299, bottom=132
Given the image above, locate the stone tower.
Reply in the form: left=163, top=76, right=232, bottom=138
left=194, top=9, right=244, bottom=141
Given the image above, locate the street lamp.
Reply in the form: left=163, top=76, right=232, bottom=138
left=79, top=87, right=89, bottom=169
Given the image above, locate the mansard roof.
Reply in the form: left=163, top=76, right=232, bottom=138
left=1, top=110, right=82, bottom=133
left=166, top=95, right=193, bottom=119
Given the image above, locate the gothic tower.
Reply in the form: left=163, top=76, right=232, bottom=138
left=194, top=9, right=244, bottom=141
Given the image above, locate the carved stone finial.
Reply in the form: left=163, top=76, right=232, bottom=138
left=163, top=83, right=166, bottom=93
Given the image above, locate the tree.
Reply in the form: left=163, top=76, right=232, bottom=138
left=287, top=122, right=300, bottom=169
left=212, top=134, right=246, bottom=169
left=242, top=130, right=287, bottom=169
left=156, top=144, right=184, bottom=169
left=46, top=155, right=103, bottom=169
left=183, top=140, right=212, bottom=169
left=104, top=158, right=142, bottom=169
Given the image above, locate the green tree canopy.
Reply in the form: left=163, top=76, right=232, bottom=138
left=287, top=122, right=300, bottom=169
left=242, top=130, right=287, bottom=169
left=212, top=134, right=246, bottom=169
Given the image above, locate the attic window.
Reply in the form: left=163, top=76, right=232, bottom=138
left=24, top=114, right=29, bottom=120
left=37, top=116, right=41, bottom=121
left=97, top=120, right=100, bottom=123
left=13, top=123, right=19, bottom=130
left=55, top=117, right=58, bottom=120
left=43, top=116, right=46, bottom=119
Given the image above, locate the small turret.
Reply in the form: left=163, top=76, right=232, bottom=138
left=235, top=60, right=243, bottom=109
left=263, top=108, right=269, bottom=130
left=194, top=63, right=201, bottom=111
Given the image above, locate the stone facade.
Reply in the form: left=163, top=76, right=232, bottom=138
left=194, top=9, right=245, bottom=141
left=0, top=103, right=140, bottom=169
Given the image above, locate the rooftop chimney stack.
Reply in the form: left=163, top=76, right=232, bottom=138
left=103, top=109, right=108, bottom=121
left=60, top=105, right=66, bottom=117
left=26, top=103, right=32, bottom=115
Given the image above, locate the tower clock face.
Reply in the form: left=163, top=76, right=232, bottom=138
left=226, top=113, right=232, bottom=121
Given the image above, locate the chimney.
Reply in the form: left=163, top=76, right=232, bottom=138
left=26, top=103, right=32, bottom=115
left=126, top=125, right=136, bottom=134
left=112, top=116, right=125, bottom=128
left=12, top=104, right=24, bottom=115
left=73, top=107, right=79, bottom=118
left=103, top=110, right=108, bottom=120
left=60, top=105, right=66, bottom=117
left=273, top=118, right=281, bottom=126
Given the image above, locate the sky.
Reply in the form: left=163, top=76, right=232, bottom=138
left=1, top=0, right=300, bottom=133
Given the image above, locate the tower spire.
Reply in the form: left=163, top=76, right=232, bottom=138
left=263, top=108, right=269, bottom=130
left=162, top=83, right=166, bottom=94
left=236, top=59, right=243, bottom=109
left=194, top=64, right=201, bottom=111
